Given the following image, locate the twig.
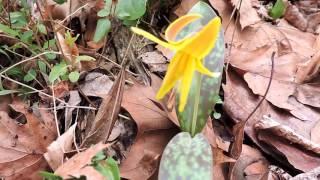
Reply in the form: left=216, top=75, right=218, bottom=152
left=51, top=83, right=60, bottom=136
left=0, top=51, right=60, bottom=76
left=243, top=51, right=275, bottom=123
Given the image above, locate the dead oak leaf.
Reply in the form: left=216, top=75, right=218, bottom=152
left=55, top=143, right=109, bottom=180
left=122, top=81, right=175, bottom=136
left=0, top=102, right=56, bottom=179
left=230, top=0, right=261, bottom=29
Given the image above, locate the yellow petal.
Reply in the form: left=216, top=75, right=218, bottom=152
left=194, top=58, right=220, bottom=77
left=178, top=58, right=195, bottom=112
left=156, top=52, right=186, bottom=99
left=165, top=13, right=202, bottom=44
left=131, top=27, right=177, bottom=50
left=181, top=17, right=221, bottom=58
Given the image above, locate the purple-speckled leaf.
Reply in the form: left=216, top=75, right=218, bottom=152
left=176, top=2, right=225, bottom=136
left=159, top=132, right=212, bottom=180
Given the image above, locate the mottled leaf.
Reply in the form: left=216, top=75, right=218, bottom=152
left=159, top=132, right=212, bottom=180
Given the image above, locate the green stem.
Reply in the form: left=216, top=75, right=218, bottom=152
left=191, top=73, right=202, bottom=136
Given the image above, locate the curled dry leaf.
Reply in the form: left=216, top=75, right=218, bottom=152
left=81, top=70, right=125, bottom=147
left=244, top=72, right=320, bottom=121
left=79, top=72, right=113, bottom=98
left=64, top=91, right=81, bottom=129
left=44, top=123, right=77, bottom=170
left=122, top=80, right=175, bottom=136
left=284, top=3, right=308, bottom=31
left=139, top=51, right=168, bottom=73
left=230, top=0, right=261, bottom=29
left=56, top=31, right=81, bottom=70
left=55, top=142, right=109, bottom=179
left=223, top=70, right=320, bottom=172
left=0, top=100, right=56, bottom=179
left=229, top=145, right=269, bottom=180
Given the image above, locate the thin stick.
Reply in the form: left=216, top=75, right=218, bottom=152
left=51, top=83, right=61, bottom=136
left=0, top=74, right=67, bottom=104
left=0, top=51, right=60, bottom=75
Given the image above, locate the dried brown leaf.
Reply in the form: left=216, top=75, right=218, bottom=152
left=122, top=81, right=175, bottom=135
left=120, top=128, right=177, bottom=179
left=55, top=143, right=109, bottom=179
left=44, top=124, right=76, bottom=170
left=244, top=72, right=320, bottom=121
left=230, top=0, right=261, bottom=29
left=81, top=69, right=125, bottom=147
left=0, top=100, right=56, bottom=179
left=223, top=69, right=320, bottom=172
left=79, top=72, right=113, bottom=98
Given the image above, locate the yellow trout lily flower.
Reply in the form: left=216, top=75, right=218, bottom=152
left=131, top=14, right=221, bottom=112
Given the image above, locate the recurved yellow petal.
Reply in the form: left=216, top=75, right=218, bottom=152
left=181, top=17, right=221, bottom=59
left=131, top=27, right=177, bottom=50
left=156, top=52, right=185, bottom=99
left=165, top=14, right=202, bottom=43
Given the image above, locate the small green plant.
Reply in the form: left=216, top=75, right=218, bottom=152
left=94, top=0, right=148, bottom=42
left=269, top=0, right=286, bottom=19
left=90, top=151, right=120, bottom=180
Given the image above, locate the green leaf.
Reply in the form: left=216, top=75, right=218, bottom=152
left=115, top=0, right=147, bottom=21
left=43, top=39, right=56, bottom=49
left=48, top=62, right=68, bottom=83
left=20, top=30, right=33, bottom=43
left=0, top=89, right=19, bottom=96
left=9, top=11, right=27, bottom=27
left=68, top=71, right=80, bottom=83
left=92, top=151, right=106, bottom=162
left=39, top=171, right=63, bottom=180
left=93, top=18, right=111, bottom=43
left=98, top=9, right=110, bottom=17
left=37, top=23, right=47, bottom=35
left=269, top=0, right=286, bottom=19
left=122, top=19, right=137, bottom=26
left=0, top=23, right=20, bottom=36
left=45, top=51, right=57, bottom=60
left=176, top=2, right=224, bottom=136
left=6, top=66, right=23, bottom=77
left=159, top=132, right=212, bottom=180
left=106, top=157, right=120, bottom=180
left=75, top=55, right=96, bottom=63
left=38, top=60, right=47, bottom=74
left=53, top=0, right=66, bottom=4
left=24, top=68, right=37, bottom=82
left=65, top=31, right=79, bottom=48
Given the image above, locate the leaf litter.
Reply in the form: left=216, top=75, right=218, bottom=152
left=0, top=0, right=319, bottom=179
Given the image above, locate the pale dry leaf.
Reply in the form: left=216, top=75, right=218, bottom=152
left=139, top=51, right=168, bottom=73
left=55, top=142, right=109, bottom=180
left=65, top=91, right=81, bottom=129
left=230, top=0, right=261, bottom=29
left=310, top=121, right=320, bottom=145
left=44, top=123, right=77, bottom=170
left=296, top=50, right=320, bottom=83
left=79, top=72, right=113, bottom=98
